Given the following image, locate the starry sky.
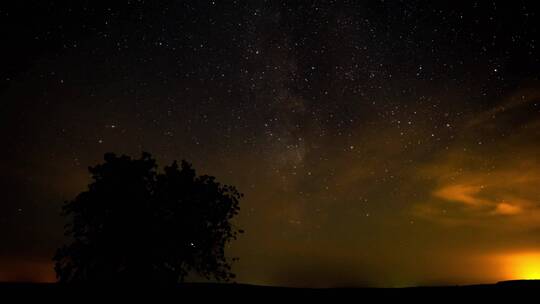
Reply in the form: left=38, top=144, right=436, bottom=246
left=1, top=1, right=540, bottom=287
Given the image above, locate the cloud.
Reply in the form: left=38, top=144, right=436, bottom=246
left=414, top=159, right=540, bottom=229
left=465, top=88, right=540, bottom=129
left=432, top=180, right=534, bottom=217
left=493, top=202, right=523, bottom=215
left=413, top=87, right=540, bottom=229
left=433, top=184, right=488, bottom=207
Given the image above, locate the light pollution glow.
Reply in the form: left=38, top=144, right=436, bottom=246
left=506, top=253, right=540, bottom=280
left=493, top=251, right=540, bottom=280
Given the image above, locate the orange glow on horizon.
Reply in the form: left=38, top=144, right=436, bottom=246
left=500, top=252, right=540, bottom=280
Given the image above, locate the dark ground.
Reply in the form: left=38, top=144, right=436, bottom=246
left=1, top=280, right=539, bottom=301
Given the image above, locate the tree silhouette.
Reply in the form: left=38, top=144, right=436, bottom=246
left=53, top=152, right=243, bottom=285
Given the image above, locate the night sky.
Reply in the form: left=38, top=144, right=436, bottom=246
left=1, top=1, right=540, bottom=287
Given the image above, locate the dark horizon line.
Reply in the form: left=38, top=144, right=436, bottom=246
left=1, top=279, right=540, bottom=289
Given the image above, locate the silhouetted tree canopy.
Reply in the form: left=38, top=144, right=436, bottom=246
left=53, top=152, right=243, bottom=285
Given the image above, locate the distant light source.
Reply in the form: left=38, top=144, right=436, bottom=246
left=503, top=252, right=540, bottom=280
